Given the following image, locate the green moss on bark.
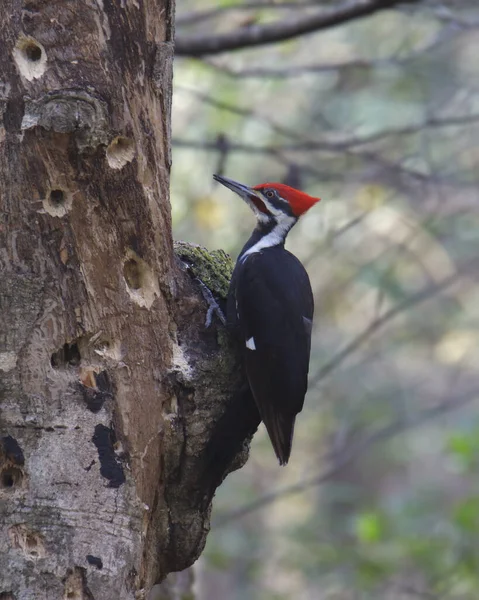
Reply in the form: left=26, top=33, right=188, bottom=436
left=174, top=241, right=233, bottom=300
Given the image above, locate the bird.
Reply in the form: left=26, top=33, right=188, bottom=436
left=213, top=174, right=320, bottom=465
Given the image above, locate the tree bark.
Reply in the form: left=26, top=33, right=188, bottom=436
left=0, top=2, right=246, bottom=598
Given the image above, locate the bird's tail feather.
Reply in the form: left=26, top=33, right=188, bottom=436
left=261, top=406, right=296, bottom=466
left=196, top=384, right=261, bottom=506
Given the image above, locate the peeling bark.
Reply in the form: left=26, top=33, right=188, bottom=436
left=0, top=2, right=248, bottom=598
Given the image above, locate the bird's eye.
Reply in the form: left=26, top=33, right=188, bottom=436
left=265, top=190, right=275, bottom=199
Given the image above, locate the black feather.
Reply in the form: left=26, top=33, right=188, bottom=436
left=196, top=382, right=260, bottom=506
left=229, top=247, right=314, bottom=464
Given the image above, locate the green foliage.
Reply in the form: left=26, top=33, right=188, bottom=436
left=448, top=427, right=479, bottom=471
left=355, top=511, right=385, bottom=543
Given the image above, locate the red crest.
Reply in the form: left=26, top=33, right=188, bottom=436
left=253, top=183, right=320, bottom=217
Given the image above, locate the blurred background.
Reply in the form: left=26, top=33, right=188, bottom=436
left=172, top=1, right=479, bottom=598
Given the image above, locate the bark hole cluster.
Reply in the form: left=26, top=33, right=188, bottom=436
left=85, top=555, right=103, bottom=570
left=106, top=136, right=135, bottom=170
left=50, top=342, right=81, bottom=369
left=48, top=189, right=65, bottom=206
left=63, top=567, right=92, bottom=600
left=13, top=36, right=47, bottom=81
left=1, top=467, right=23, bottom=490
left=123, top=259, right=142, bottom=290
left=122, top=251, right=159, bottom=308
left=0, top=436, right=25, bottom=494
left=43, top=186, right=73, bottom=217
left=24, top=43, right=41, bottom=62
left=8, top=524, right=46, bottom=561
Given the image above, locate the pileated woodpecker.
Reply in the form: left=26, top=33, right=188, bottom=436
left=214, top=174, right=320, bottom=465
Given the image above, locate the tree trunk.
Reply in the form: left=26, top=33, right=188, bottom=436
left=0, top=2, right=246, bottom=598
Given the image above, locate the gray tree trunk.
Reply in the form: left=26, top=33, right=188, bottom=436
left=0, top=2, right=243, bottom=598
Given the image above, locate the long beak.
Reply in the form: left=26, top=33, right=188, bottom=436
left=214, top=173, right=268, bottom=218
left=213, top=174, right=255, bottom=201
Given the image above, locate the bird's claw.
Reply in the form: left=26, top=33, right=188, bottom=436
left=197, top=279, right=226, bottom=327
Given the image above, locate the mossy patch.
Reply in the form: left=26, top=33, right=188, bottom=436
left=174, top=241, right=234, bottom=300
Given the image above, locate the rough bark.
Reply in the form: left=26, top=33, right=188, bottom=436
left=0, top=2, right=247, bottom=598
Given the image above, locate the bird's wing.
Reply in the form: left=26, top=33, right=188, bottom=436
left=234, top=248, right=314, bottom=464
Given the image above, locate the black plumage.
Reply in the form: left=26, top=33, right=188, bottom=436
left=213, top=173, right=320, bottom=467
left=197, top=381, right=261, bottom=506
left=229, top=246, right=314, bottom=464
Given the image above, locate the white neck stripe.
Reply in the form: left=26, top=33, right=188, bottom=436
left=241, top=217, right=296, bottom=262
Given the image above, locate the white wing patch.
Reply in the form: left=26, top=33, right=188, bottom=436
left=246, top=337, right=256, bottom=350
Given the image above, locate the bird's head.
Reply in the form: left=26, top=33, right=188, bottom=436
left=213, top=174, right=320, bottom=225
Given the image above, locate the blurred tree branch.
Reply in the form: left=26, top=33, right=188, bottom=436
left=310, top=260, right=477, bottom=387
left=176, top=2, right=319, bottom=27
left=197, top=24, right=462, bottom=79
left=215, top=384, right=479, bottom=526
left=175, top=0, right=422, bottom=56
left=173, top=87, right=479, bottom=188
left=432, top=5, right=479, bottom=27
left=394, top=585, right=437, bottom=599
left=174, top=86, right=479, bottom=150
left=173, top=127, right=479, bottom=186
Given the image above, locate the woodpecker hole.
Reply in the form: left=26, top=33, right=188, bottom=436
left=3, top=473, right=14, bottom=487
left=1, top=435, right=25, bottom=466
left=49, top=189, right=65, bottom=205
left=8, top=524, right=46, bottom=560
left=106, top=136, right=135, bottom=170
left=0, top=436, right=25, bottom=493
left=43, top=186, right=73, bottom=217
left=51, top=342, right=81, bottom=369
left=13, top=36, right=47, bottom=81
left=122, top=251, right=159, bottom=308
left=123, top=259, right=142, bottom=290
left=2, top=467, right=20, bottom=488
left=86, top=555, right=103, bottom=570
left=25, top=43, right=42, bottom=62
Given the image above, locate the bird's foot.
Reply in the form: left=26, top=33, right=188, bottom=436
left=197, top=279, right=226, bottom=327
